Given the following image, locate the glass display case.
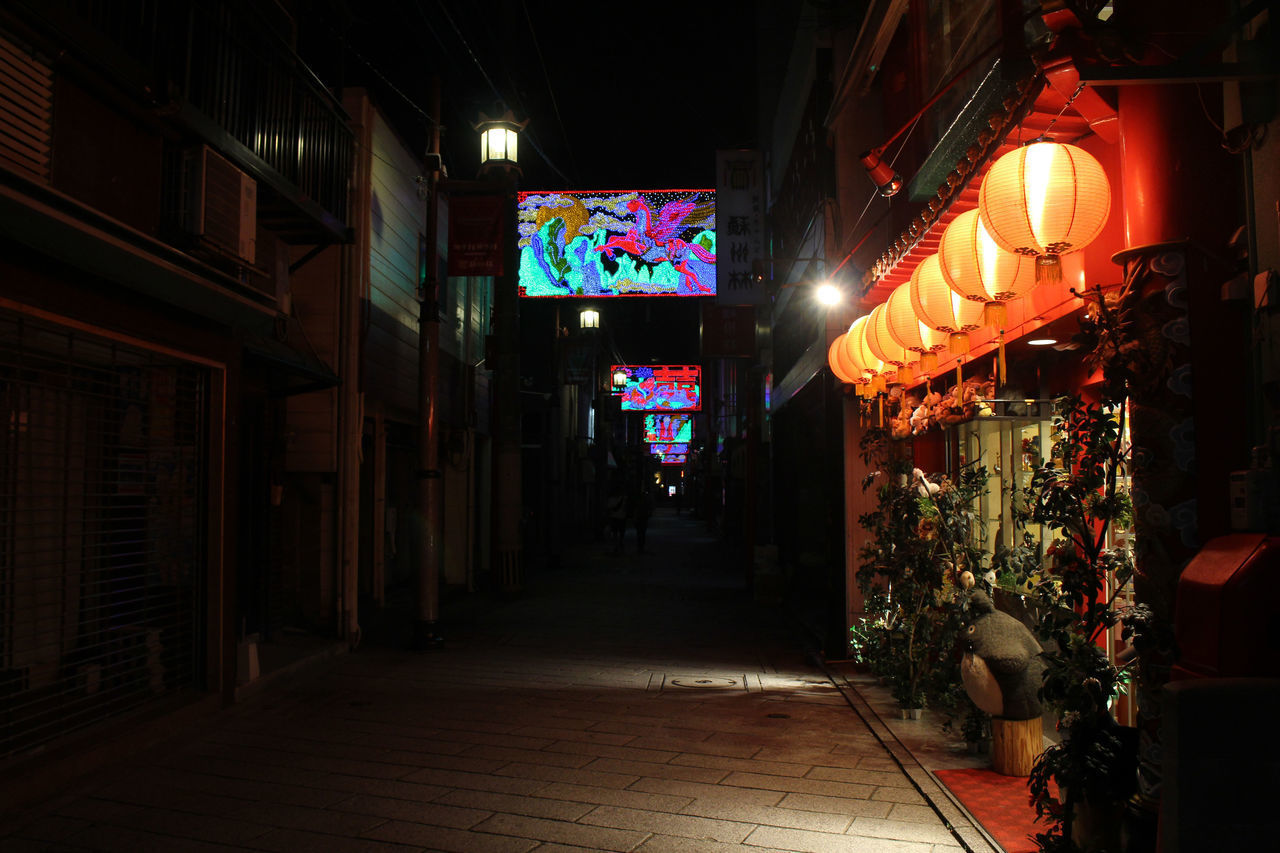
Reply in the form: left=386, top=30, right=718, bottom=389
left=955, top=400, right=1055, bottom=559
left=954, top=397, right=1137, bottom=726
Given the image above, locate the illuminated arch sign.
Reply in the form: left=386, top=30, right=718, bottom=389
left=643, top=414, right=693, bottom=444
left=648, top=443, right=689, bottom=458
left=517, top=189, right=716, bottom=297
left=612, top=365, right=701, bottom=411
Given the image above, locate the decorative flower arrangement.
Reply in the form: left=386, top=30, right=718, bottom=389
left=879, top=376, right=996, bottom=437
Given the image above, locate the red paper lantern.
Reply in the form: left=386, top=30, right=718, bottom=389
left=909, top=254, right=984, bottom=355
left=977, top=141, right=1110, bottom=283
left=938, top=208, right=1038, bottom=329
left=885, top=283, right=947, bottom=372
left=828, top=334, right=859, bottom=384
left=843, top=314, right=887, bottom=392
left=866, top=303, right=915, bottom=385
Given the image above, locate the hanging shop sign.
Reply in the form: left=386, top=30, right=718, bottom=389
left=714, top=149, right=765, bottom=305
left=448, top=192, right=506, bottom=276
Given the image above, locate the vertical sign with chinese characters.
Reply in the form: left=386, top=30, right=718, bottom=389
left=715, top=150, right=764, bottom=305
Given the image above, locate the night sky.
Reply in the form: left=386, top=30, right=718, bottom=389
left=298, top=0, right=761, bottom=369
left=300, top=0, right=760, bottom=191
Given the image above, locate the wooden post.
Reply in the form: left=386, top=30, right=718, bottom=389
left=991, top=716, right=1042, bottom=776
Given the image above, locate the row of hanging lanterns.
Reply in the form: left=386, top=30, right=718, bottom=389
left=828, top=140, right=1111, bottom=394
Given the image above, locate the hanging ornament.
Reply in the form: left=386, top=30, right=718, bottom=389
left=884, top=282, right=947, bottom=373
left=909, top=254, right=984, bottom=356
left=938, top=208, right=1039, bottom=329
left=866, top=303, right=916, bottom=385
left=977, top=141, right=1111, bottom=284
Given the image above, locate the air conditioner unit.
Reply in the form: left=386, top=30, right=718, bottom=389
left=183, top=145, right=257, bottom=264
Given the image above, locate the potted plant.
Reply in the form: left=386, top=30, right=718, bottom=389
left=996, top=394, right=1140, bottom=852
left=851, top=429, right=991, bottom=720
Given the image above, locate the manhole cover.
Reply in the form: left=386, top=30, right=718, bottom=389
left=669, top=676, right=739, bottom=689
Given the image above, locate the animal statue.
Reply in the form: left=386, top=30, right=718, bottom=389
left=959, top=590, right=1045, bottom=720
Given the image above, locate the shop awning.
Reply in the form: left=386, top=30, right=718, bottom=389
left=241, top=317, right=340, bottom=396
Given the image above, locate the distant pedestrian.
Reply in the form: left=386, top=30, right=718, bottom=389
left=606, top=482, right=628, bottom=554
left=634, top=483, right=654, bottom=554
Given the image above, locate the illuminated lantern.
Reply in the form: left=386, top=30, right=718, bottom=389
left=909, top=254, right=984, bottom=356
left=977, top=141, right=1110, bottom=283
left=827, top=334, right=859, bottom=384
left=843, top=314, right=887, bottom=393
left=866, top=303, right=915, bottom=385
left=938, top=208, right=1038, bottom=329
left=885, top=283, right=947, bottom=373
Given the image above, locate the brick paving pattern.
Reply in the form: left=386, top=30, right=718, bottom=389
left=2, top=510, right=986, bottom=852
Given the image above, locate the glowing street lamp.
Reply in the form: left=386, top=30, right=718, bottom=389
left=579, top=307, right=600, bottom=329
left=475, top=108, right=527, bottom=174
left=815, top=282, right=843, bottom=306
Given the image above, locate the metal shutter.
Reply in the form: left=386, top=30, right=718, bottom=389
left=0, top=30, right=53, bottom=183
left=0, top=310, right=207, bottom=759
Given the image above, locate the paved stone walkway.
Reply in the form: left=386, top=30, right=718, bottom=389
left=2, top=510, right=992, bottom=852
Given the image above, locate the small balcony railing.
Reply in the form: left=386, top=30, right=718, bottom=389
left=11, top=0, right=353, bottom=239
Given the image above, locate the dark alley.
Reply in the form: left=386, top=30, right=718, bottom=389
left=2, top=509, right=987, bottom=852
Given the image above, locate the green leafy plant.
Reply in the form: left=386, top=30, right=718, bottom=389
left=996, top=396, right=1140, bottom=852
left=851, top=428, right=990, bottom=712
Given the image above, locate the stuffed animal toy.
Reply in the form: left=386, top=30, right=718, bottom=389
left=910, top=402, right=931, bottom=434
left=911, top=391, right=942, bottom=434
left=936, top=391, right=963, bottom=426
left=959, top=590, right=1045, bottom=720
left=891, top=395, right=917, bottom=439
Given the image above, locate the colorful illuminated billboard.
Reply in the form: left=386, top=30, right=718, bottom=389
left=643, top=413, right=693, bottom=444
left=517, top=189, right=716, bottom=297
left=659, top=453, right=688, bottom=466
left=613, top=365, right=701, bottom=411
left=648, top=443, right=689, bottom=458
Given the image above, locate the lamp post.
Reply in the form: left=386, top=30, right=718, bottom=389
left=414, top=78, right=445, bottom=648
left=477, top=108, right=525, bottom=594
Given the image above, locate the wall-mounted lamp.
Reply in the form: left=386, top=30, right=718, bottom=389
left=815, top=282, right=844, bottom=306
left=579, top=307, right=600, bottom=329
left=611, top=367, right=629, bottom=389
left=859, top=48, right=997, bottom=198
left=860, top=149, right=904, bottom=197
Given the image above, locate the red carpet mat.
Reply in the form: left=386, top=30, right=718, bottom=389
left=934, top=767, right=1053, bottom=853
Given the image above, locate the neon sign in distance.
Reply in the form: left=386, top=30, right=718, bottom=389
left=648, top=443, right=689, bottom=457
left=612, top=365, right=701, bottom=411
left=643, top=414, right=693, bottom=444
left=517, top=189, right=716, bottom=297
left=659, top=453, right=687, bottom=466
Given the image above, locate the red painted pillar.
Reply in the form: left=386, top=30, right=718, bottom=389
left=1112, top=6, right=1251, bottom=848
left=1117, top=61, right=1245, bottom=614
